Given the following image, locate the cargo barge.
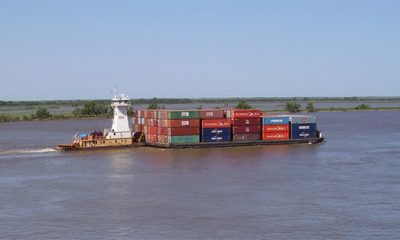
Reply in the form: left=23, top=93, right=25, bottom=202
left=132, top=109, right=324, bottom=149
left=57, top=91, right=324, bottom=151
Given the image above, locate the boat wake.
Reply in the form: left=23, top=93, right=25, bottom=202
left=0, top=148, right=57, bottom=156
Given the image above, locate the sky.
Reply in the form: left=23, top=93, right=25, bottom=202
left=0, top=1, right=399, bottom=101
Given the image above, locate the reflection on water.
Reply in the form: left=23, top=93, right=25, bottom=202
left=1, top=111, right=400, bottom=239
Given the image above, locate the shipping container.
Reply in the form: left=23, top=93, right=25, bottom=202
left=131, top=124, right=143, bottom=133
left=290, top=115, right=317, bottom=124
left=158, top=119, right=200, bottom=128
left=158, top=110, right=199, bottom=119
left=227, top=109, right=263, bottom=119
left=145, top=134, right=158, bottom=143
left=201, top=119, right=231, bottom=128
left=291, top=123, right=317, bottom=132
left=233, top=133, right=260, bottom=141
left=144, top=118, right=158, bottom=127
left=143, top=126, right=158, bottom=134
left=233, top=125, right=261, bottom=134
left=199, top=110, right=224, bottom=119
left=201, top=128, right=231, bottom=136
left=157, top=135, right=169, bottom=144
left=233, top=117, right=261, bottom=126
left=202, top=134, right=231, bottom=142
left=262, top=124, right=290, bottom=132
left=157, top=127, right=200, bottom=136
left=262, top=116, right=290, bottom=125
left=262, top=132, right=290, bottom=141
left=291, top=130, right=317, bottom=139
left=168, top=135, right=200, bottom=144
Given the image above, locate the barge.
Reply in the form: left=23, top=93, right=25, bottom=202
left=146, top=137, right=324, bottom=149
left=57, top=91, right=324, bottom=151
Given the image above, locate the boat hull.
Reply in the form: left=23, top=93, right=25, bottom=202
left=146, top=137, right=324, bottom=149
left=55, top=138, right=142, bottom=151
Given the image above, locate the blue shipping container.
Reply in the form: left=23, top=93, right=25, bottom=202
left=202, top=134, right=232, bottom=142
left=263, top=116, right=290, bottom=125
left=291, top=130, right=317, bottom=139
left=291, top=123, right=317, bottom=132
left=202, top=128, right=231, bottom=136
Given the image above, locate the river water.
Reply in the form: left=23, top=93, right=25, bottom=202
left=1, top=111, right=399, bottom=239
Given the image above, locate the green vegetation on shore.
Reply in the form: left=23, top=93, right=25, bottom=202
left=1, top=97, right=400, bottom=122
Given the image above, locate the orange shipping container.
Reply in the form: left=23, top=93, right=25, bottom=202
left=158, top=119, right=200, bottom=128
left=202, top=119, right=231, bottom=128
left=157, top=127, right=199, bottom=136
left=262, top=124, right=290, bottom=132
left=262, top=132, right=290, bottom=141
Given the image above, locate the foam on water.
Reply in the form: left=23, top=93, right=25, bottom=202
left=0, top=148, right=57, bottom=155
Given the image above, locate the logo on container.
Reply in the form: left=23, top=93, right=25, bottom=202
left=271, top=119, right=283, bottom=123
left=299, top=132, right=310, bottom=137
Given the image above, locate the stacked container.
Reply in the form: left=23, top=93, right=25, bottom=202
left=199, top=110, right=231, bottom=142
left=262, top=116, right=290, bottom=141
left=157, top=110, right=200, bottom=144
left=142, top=110, right=158, bottom=143
left=131, top=110, right=144, bottom=133
left=229, top=110, right=262, bottom=141
left=290, top=115, right=317, bottom=139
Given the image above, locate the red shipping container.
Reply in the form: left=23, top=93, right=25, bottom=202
left=202, top=119, right=231, bottom=128
left=262, top=124, right=290, bottom=132
left=233, top=125, right=261, bottom=134
left=229, top=109, right=262, bottom=119
left=233, top=133, right=260, bottom=141
left=145, top=134, right=158, bottom=143
left=199, top=110, right=224, bottom=119
left=131, top=124, right=143, bottom=133
left=158, top=119, right=200, bottom=128
left=157, top=127, right=199, bottom=136
left=262, top=132, right=290, bottom=141
left=143, top=110, right=150, bottom=119
left=233, top=117, right=261, bottom=126
left=143, top=126, right=158, bottom=134
left=158, top=135, right=169, bottom=144
left=144, top=118, right=158, bottom=127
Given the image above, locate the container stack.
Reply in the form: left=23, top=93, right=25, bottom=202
left=262, top=116, right=290, bottom=141
left=229, top=110, right=262, bottom=141
left=143, top=110, right=158, bottom=143
left=157, top=110, right=200, bottom=144
left=131, top=110, right=144, bottom=134
left=200, top=110, right=231, bottom=142
left=133, top=108, right=319, bottom=146
left=290, top=115, right=317, bottom=139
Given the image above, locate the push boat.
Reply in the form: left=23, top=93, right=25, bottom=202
left=56, top=91, right=142, bottom=151
left=56, top=92, right=324, bottom=151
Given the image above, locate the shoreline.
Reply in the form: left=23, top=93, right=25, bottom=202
left=1, top=107, right=400, bottom=123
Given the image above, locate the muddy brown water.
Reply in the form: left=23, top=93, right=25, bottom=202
left=1, top=111, right=400, bottom=239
